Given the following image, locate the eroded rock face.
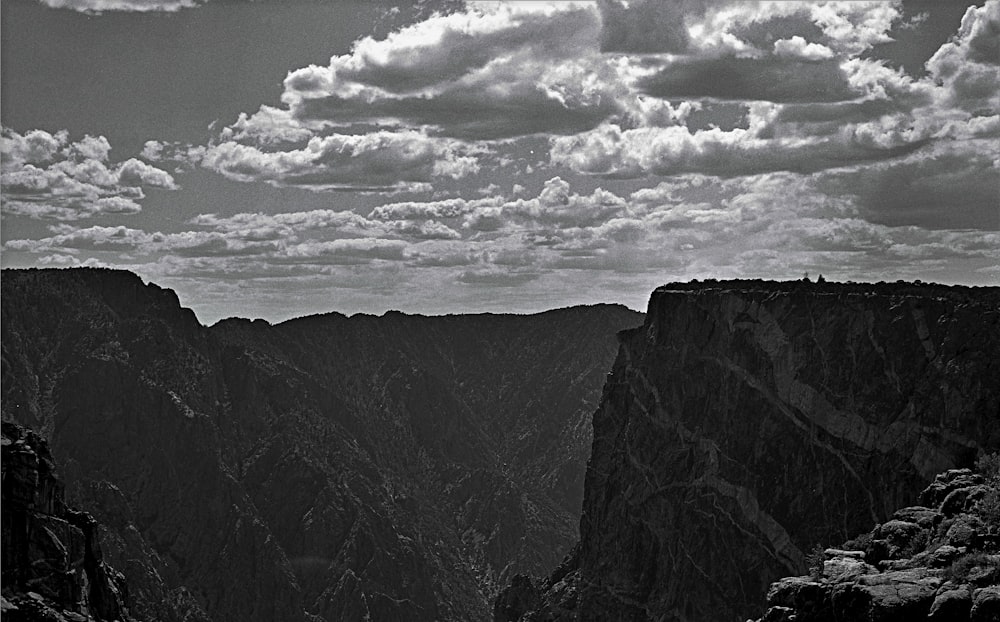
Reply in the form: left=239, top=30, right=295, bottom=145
left=1, top=421, right=131, bottom=622
left=501, top=280, right=1000, bottom=622
left=1, top=267, right=641, bottom=622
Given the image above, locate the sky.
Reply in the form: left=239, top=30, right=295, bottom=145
left=1, top=0, right=998, bottom=324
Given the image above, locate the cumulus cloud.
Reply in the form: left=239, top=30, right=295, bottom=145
left=275, top=3, right=619, bottom=141
left=553, top=0, right=1000, bottom=185
left=772, top=36, right=836, bottom=61
left=2, top=128, right=178, bottom=220
left=549, top=118, right=930, bottom=179
left=925, top=0, right=1000, bottom=114
left=196, top=130, right=478, bottom=193
left=8, top=0, right=997, bottom=317
left=6, top=165, right=998, bottom=321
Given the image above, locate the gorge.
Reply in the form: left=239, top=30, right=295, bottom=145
left=2, top=269, right=998, bottom=621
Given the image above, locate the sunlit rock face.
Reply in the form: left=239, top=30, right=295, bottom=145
left=503, top=280, right=999, bottom=622
left=0, top=267, right=641, bottom=622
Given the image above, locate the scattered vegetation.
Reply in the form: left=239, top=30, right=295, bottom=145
left=976, top=488, right=1000, bottom=526
left=976, top=452, right=1000, bottom=483
left=973, top=453, right=1000, bottom=526
left=899, top=529, right=929, bottom=558
left=806, top=544, right=826, bottom=581
left=841, top=532, right=872, bottom=553
left=944, top=552, right=998, bottom=584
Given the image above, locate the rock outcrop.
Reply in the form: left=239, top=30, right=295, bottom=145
left=1, top=267, right=641, bottom=621
left=2, top=421, right=131, bottom=622
left=498, top=279, right=1000, bottom=622
left=754, top=464, right=1000, bottom=621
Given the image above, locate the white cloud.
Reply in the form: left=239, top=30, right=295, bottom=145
left=38, top=0, right=201, bottom=13
left=2, top=128, right=178, bottom=220
left=773, top=36, right=835, bottom=61
left=925, top=0, right=1000, bottom=115
left=198, top=130, right=478, bottom=193
left=275, top=3, right=616, bottom=141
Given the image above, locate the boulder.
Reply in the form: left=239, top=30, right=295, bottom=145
left=921, top=470, right=985, bottom=508
left=971, top=586, right=1000, bottom=622
left=928, top=588, right=972, bottom=621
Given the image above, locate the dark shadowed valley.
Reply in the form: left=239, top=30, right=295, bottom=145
left=1, top=267, right=640, bottom=621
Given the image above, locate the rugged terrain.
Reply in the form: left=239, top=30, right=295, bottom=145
left=753, top=461, right=1000, bottom=621
left=2, top=421, right=132, bottom=622
left=496, top=279, right=1000, bottom=622
left=0, top=267, right=641, bottom=621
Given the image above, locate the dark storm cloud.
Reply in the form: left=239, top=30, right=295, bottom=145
left=293, top=83, right=621, bottom=140
left=457, top=269, right=541, bottom=287
left=820, top=142, right=1000, bottom=231
left=773, top=98, right=922, bottom=128
left=641, top=57, right=857, bottom=103
left=598, top=0, right=708, bottom=54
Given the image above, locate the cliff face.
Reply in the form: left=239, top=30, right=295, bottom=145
left=1, top=421, right=131, bottom=622
left=1, top=267, right=641, bottom=622
left=502, top=281, right=1000, bottom=622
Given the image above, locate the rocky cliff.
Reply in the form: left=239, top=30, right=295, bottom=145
left=2, top=421, right=131, bottom=622
left=496, top=279, right=1000, bottom=622
left=1, top=267, right=641, bottom=621
left=753, top=461, right=1000, bottom=621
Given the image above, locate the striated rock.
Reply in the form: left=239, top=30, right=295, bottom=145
left=2, top=267, right=641, bottom=621
left=1, top=421, right=131, bottom=622
left=504, top=280, right=1000, bottom=622
left=493, top=575, right=543, bottom=622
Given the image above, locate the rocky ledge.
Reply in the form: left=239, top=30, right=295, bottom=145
left=754, top=462, right=1000, bottom=622
left=2, top=421, right=131, bottom=622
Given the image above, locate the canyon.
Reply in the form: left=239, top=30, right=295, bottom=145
left=1, top=267, right=640, bottom=620
left=3, top=270, right=998, bottom=622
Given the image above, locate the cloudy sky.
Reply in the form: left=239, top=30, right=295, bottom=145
left=2, top=0, right=998, bottom=323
